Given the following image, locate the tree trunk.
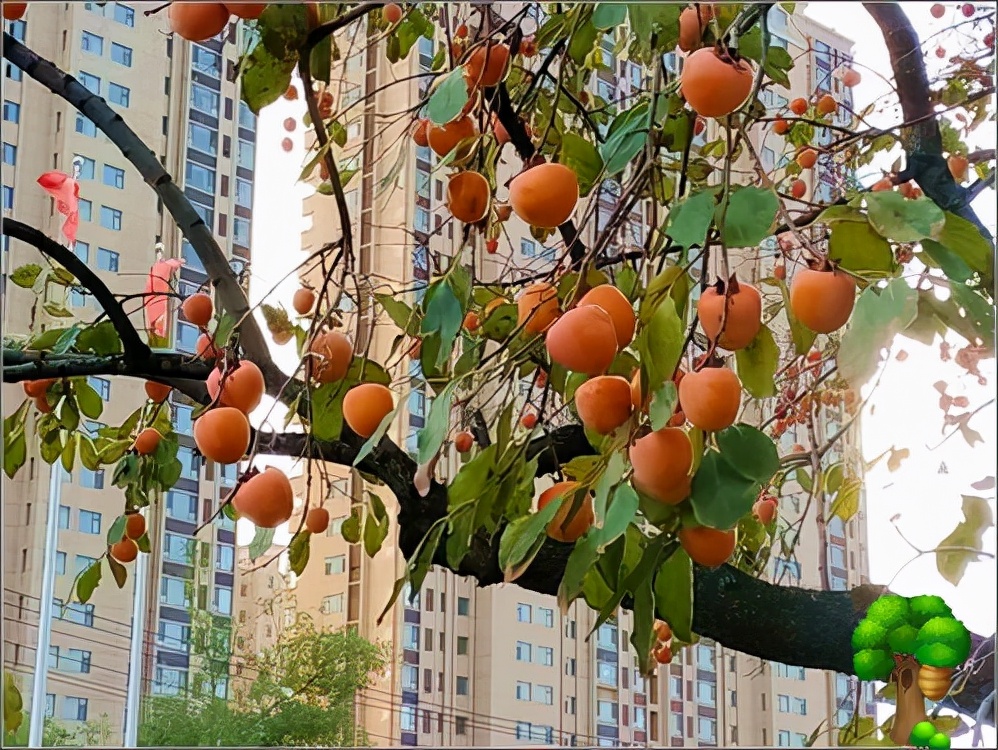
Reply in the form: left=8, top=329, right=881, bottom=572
left=891, top=654, right=929, bottom=745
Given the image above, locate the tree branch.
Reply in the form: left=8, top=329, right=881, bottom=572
left=2, top=32, right=288, bottom=396
left=2, top=220, right=149, bottom=361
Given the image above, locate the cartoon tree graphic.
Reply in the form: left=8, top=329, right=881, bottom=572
left=852, top=594, right=972, bottom=745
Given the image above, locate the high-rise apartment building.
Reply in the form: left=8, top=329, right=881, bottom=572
left=294, top=3, right=875, bottom=747
left=3, top=3, right=257, bottom=740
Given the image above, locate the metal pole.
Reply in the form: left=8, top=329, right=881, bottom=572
left=28, top=463, right=62, bottom=747
left=122, top=509, right=149, bottom=746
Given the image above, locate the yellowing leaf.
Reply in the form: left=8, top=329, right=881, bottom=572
left=886, top=447, right=910, bottom=472
left=829, top=476, right=863, bottom=522
left=936, top=495, right=994, bottom=586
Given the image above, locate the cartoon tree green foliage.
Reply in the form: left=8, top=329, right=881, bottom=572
left=852, top=594, right=972, bottom=745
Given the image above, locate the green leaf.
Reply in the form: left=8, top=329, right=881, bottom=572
left=936, top=495, right=994, bottom=586
left=111, top=453, right=140, bottom=488
left=363, top=492, right=391, bottom=558
left=865, top=192, right=945, bottom=243
left=920, top=239, right=973, bottom=283
left=417, top=380, right=457, bottom=464
left=353, top=402, right=401, bottom=467
left=135, top=533, right=151, bottom=554
left=719, top=186, right=779, bottom=248
left=421, top=281, right=463, bottom=369
left=27, top=327, right=72, bottom=351
left=630, top=566, right=658, bottom=675
left=288, top=531, right=311, bottom=576
left=498, top=499, right=564, bottom=582
left=592, top=3, right=627, bottom=29
left=937, top=211, right=994, bottom=289
left=3, top=426, right=26, bottom=480
left=158, top=458, right=182, bottom=489
left=310, top=381, right=349, bottom=441
left=60, top=432, right=76, bottom=474
left=648, top=381, right=679, bottom=431
left=106, top=554, right=127, bottom=589
left=448, top=445, right=496, bottom=508
left=76, top=560, right=102, bottom=604
left=97, top=438, right=132, bottom=465
left=241, top=44, right=296, bottom=115
left=559, top=132, right=604, bottom=197
left=634, top=296, right=683, bottom=395
left=405, top=520, right=446, bottom=598
left=601, top=103, right=650, bottom=177
left=597, top=484, right=639, bottom=551
left=375, top=293, right=419, bottom=334
left=341, top=507, right=362, bottom=543
left=735, top=326, right=779, bottom=399
left=558, top=535, right=601, bottom=612
left=796, top=467, right=813, bottom=492
left=10, top=264, right=43, bottom=288
left=829, top=476, right=863, bottom=522
left=665, top=189, right=716, bottom=248
left=248, top=526, right=276, bottom=561
left=52, top=324, right=83, bottom=354
left=4, top=672, right=24, bottom=736
left=43, top=301, right=75, bottom=318
left=427, top=68, right=470, bottom=125
left=445, top=507, right=476, bottom=569
left=39, top=429, right=63, bottom=465
left=838, top=277, right=918, bottom=388
left=654, top=547, right=694, bottom=643
left=75, top=381, right=104, bottom=419
left=106, top=514, right=127, bottom=546
left=827, top=219, right=897, bottom=276
left=76, top=320, right=122, bottom=355
left=715, top=424, right=781, bottom=483
left=824, top=462, right=844, bottom=494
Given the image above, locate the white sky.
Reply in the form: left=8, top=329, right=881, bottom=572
left=243, top=5, right=996, bottom=740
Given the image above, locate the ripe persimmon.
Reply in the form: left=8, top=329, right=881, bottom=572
left=948, top=155, right=968, bottom=181
left=790, top=179, right=807, bottom=199
left=23, top=379, right=56, bottom=398
left=455, top=23, right=468, bottom=39
left=654, top=644, right=674, bottom=664
left=840, top=68, right=861, bottom=87
left=427, top=115, right=476, bottom=157
left=578, top=285, right=636, bottom=349
left=343, top=383, right=394, bottom=438
left=654, top=620, right=672, bottom=642
left=816, top=94, right=837, bottom=115
left=447, top=171, right=491, bottom=223
left=308, top=331, right=353, bottom=383
left=520, top=411, right=538, bottom=429
left=630, top=370, right=649, bottom=412
left=383, top=2, right=402, bottom=24
left=2, top=3, right=27, bottom=20
left=195, top=333, right=221, bottom=360
left=773, top=117, right=790, bottom=135
left=306, top=506, right=330, bottom=534
left=789, top=97, right=808, bottom=115
left=679, top=525, right=736, bottom=567
left=455, top=430, right=475, bottom=453
left=224, top=3, right=266, bottom=19
left=753, top=497, right=778, bottom=525
left=412, top=118, right=430, bottom=147
left=697, top=278, right=761, bottom=351
left=508, top=163, right=579, bottom=229
left=167, top=2, right=231, bottom=42
left=789, top=267, right=856, bottom=333
left=284, top=85, right=299, bottom=101
left=796, top=148, right=818, bottom=169
left=678, top=6, right=710, bottom=52
left=110, top=538, right=139, bottom=563
left=774, top=264, right=787, bottom=280
left=193, top=407, right=251, bottom=464
left=463, top=312, right=481, bottom=332
left=871, top=178, right=893, bottom=192
left=125, top=513, right=146, bottom=540
left=517, top=283, right=560, bottom=335
left=574, top=375, right=633, bottom=435
left=679, top=367, right=741, bottom=432
left=537, top=482, right=594, bottom=543
left=134, top=428, right=162, bottom=456
left=545, top=306, right=618, bottom=376
left=629, top=427, right=694, bottom=505
left=145, top=381, right=173, bottom=403
left=207, top=360, right=265, bottom=415
left=181, top=292, right=213, bottom=328
left=680, top=48, right=754, bottom=118
left=464, top=42, right=510, bottom=88
left=34, top=396, right=53, bottom=414
left=293, top=288, right=316, bottom=315
left=233, top=467, right=293, bottom=528
left=898, top=181, right=923, bottom=199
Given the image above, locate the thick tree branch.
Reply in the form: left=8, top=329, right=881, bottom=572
left=863, top=4, right=993, bottom=241
left=2, top=220, right=150, bottom=361
left=2, top=33, right=289, bottom=396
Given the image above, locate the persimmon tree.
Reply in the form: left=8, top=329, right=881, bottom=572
left=2, top=1, right=996, bottom=742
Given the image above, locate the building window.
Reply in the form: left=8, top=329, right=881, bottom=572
left=456, top=636, right=468, bottom=655
left=75, top=555, right=97, bottom=575
left=238, top=100, right=255, bottom=131
left=2, top=185, right=12, bottom=210
left=112, top=3, right=135, bottom=26
left=400, top=706, right=416, bottom=732
left=566, top=696, right=576, bottom=714
left=516, top=641, right=532, bottom=662
left=160, top=576, right=190, bottom=607
left=537, top=646, right=554, bottom=666
left=534, top=685, right=553, bottom=705
left=176, top=322, right=200, bottom=354
left=58, top=505, right=70, bottom=529
left=235, top=178, right=253, bottom=207
left=54, top=600, right=95, bottom=627
left=697, top=643, right=716, bottom=671
left=414, top=206, right=430, bottom=233
left=237, top=139, right=255, bottom=169
left=106, top=81, right=130, bottom=107
left=45, top=695, right=55, bottom=718
left=5, top=63, right=23, bottom=82
left=2, top=142, right=16, bottom=165
left=457, top=596, right=469, bottom=615
left=515, top=682, right=531, bottom=701
left=78, top=70, right=101, bottom=95
left=96, top=247, right=120, bottom=272
left=185, top=161, right=216, bottom=193
left=190, top=200, right=213, bottom=228
left=165, top=490, right=197, bottom=522
left=153, top=667, right=187, bottom=696
left=191, top=45, right=221, bottom=78
left=516, top=722, right=531, bottom=740
left=102, top=164, right=125, bottom=189
left=696, top=681, right=716, bottom=706
left=516, top=603, right=531, bottom=623
left=455, top=676, right=469, bottom=696
left=565, top=657, right=576, bottom=676
left=597, top=660, right=617, bottom=687
left=191, top=83, right=219, bottom=116
left=325, top=555, right=345, bottom=575
left=401, top=664, right=418, bottom=691
left=520, top=238, right=536, bottom=257
left=697, top=717, right=716, bottom=743
left=81, top=31, right=104, bottom=55
left=597, top=700, right=618, bottom=724
left=78, top=509, right=101, bottom=534
left=62, top=697, right=88, bottom=722
left=75, top=113, right=97, bottom=137
left=233, top=217, right=250, bottom=246
left=74, top=155, right=96, bottom=179
left=403, top=624, right=419, bottom=650
left=216, top=544, right=234, bottom=572
left=2, top=100, right=18, bottom=123
left=536, top=607, right=554, bottom=628
left=6, top=18, right=25, bottom=41
left=163, top=533, right=195, bottom=564
left=110, top=42, right=132, bottom=66
left=321, top=593, right=344, bottom=614
left=55, top=552, right=67, bottom=575
left=56, top=648, right=92, bottom=674
left=99, top=206, right=122, bottom=230
left=634, top=706, right=647, bottom=730
left=188, top=122, right=218, bottom=155
left=73, top=241, right=90, bottom=263
left=86, top=376, right=110, bottom=400
left=213, top=586, right=232, bottom=615
left=597, top=623, right=618, bottom=649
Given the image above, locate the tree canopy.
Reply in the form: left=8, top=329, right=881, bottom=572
left=2, top=1, right=995, bottom=744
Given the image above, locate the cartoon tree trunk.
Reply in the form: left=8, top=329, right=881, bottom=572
left=891, top=653, right=929, bottom=745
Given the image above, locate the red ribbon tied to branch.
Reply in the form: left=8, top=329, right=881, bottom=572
left=36, top=171, right=80, bottom=246
left=144, top=252, right=186, bottom=339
